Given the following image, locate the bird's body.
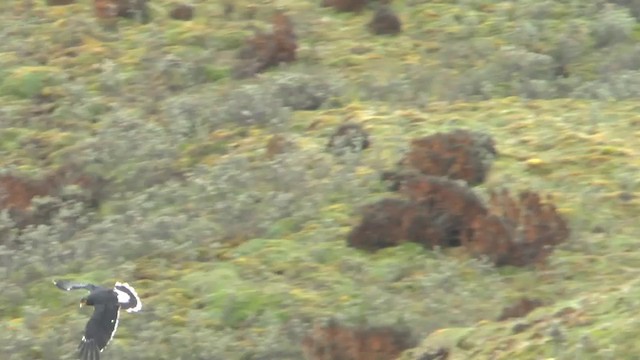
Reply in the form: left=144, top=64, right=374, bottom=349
left=53, top=280, right=142, bottom=360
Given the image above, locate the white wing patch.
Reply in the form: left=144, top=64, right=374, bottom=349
left=113, top=282, right=142, bottom=313
left=114, top=288, right=131, bottom=303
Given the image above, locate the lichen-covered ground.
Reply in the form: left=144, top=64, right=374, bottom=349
left=1, top=0, right=640, bottom=359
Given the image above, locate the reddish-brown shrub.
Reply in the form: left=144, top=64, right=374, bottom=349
left=498, top=297, right=543, bottom=321
left=348, top=196, right=458, bottom=251
left=351, top=176, right=569, bottom=266
left=365, top=131, right=569, bottom=266
left=400, top=176, right=486, bottom=216
left=400, top=200, right=452, bottom=248
left=0, top=176, right=49, bottom=212
left=265, top=134, right=295, bottom=159
left=327, top=123, right=370, bottom=155
left=399, top=130, right=497, bottom=186
left=169, top=3, right=194, bottom=20
left=348, top=176, right=488, bottom=251
left=368, top=6, right=402, bottom=35
left=272, top=11, right=297, bottom=62
left=320, top=0, right=368, bottom=12
left=301, top=319, right=416, bottom=360
left=94, top=0, right=149, bottom=22
left=401, top=176, right=487, bottom=248
left=347, top=198, right=410, bottom=250
left=380, top=170, right=419, bottom=191
left=233, top=11, right=297, bottom=78
left=0, top=166, right=106, bottom=229
left=94, top=0, right=118, bottom=19
left=461, top=189, right=570, bottom=267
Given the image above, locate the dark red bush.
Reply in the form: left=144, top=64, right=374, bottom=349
left=320, top=0, right=368, bottom=13
left=347, top=198, right=410, bottom=250
left=169, top=3, right=195, bottom=20
left=461, top=189, right=570, bottom=267
left=301, top=319, right=416, bottom=360
left=349, top=176, right=488, bottom=251
left=233, top=11, right=298, bottom=78
left=0, top=166, right=106, bottom=229
left=94, top=0, right=149, bottom=22
left=498, top=297, right=543, bottom=321
left=398, top=129, right=497, bottom=186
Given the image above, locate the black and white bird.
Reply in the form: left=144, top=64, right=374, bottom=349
left=53, top=279, right=142, bottom=360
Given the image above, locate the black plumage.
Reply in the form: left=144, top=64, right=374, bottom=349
left=54, top=279, right=142, bottom=360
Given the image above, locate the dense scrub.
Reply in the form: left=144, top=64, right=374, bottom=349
left=1, top=1, right=640, bottom=359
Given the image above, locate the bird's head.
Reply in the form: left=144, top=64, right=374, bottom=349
left=79, top=297, right=92, bottom=308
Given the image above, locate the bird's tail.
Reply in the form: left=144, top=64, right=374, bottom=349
left=78, top=338, right=100, bottom=360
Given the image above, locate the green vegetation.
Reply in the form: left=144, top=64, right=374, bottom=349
left=1, top=0, right=640, bottom=359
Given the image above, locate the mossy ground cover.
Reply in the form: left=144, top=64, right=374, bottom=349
left=1, top=0, right=640, bottom=359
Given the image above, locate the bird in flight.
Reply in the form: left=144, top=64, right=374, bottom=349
left=53, top=279, right=142, bottom=360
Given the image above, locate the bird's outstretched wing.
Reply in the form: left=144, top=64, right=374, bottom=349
left=78, top=303, right=120, bottom=360
left=113, top=282, right=143, bottom=313
left=53, top=279, right=99, bottom=292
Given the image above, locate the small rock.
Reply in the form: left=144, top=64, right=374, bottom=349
left=222, top=2, right=234, bottom=18
left=417, top=347, right=450, bottom=360
left=265, top=134, right=295, bottom=159
left=368, top=6, right=402, bottom=35
left=321, top=0, right=367, bottom=13
left=511, top=322, right=531, bottom=334
left=326, top=122, right=370, bottom=155
left=618, top=191, right=634, bottom=202
left=46, top=0, right=76, bottom=5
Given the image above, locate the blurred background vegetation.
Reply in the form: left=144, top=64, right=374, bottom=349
left=1, top=0, right=640, bottom=359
